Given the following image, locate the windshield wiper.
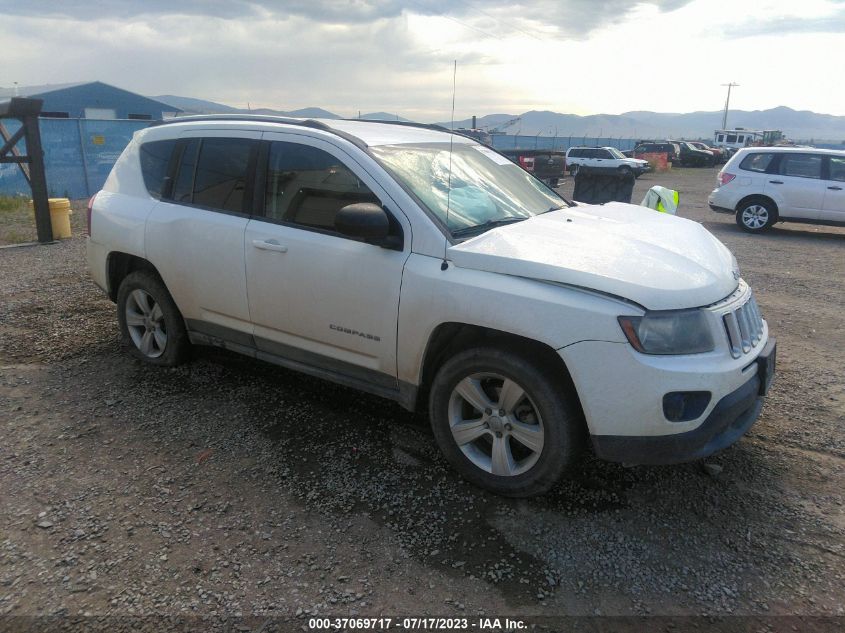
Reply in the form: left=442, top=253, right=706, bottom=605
left=451, top=217, right=528, bottom=237
left=539, top=205, right=566, bottom=214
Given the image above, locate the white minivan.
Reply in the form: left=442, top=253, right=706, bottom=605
left=87, top=116, right=775, bottom=496
left=709, top=146, right=845, bottom=232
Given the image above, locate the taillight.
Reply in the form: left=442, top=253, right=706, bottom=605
left=86, top=193, right=97, bottom=236
left=719, top=173, right=736, bottom=186
left=519, top=156, right=535, bottom=172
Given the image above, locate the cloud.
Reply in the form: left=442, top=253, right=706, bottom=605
left=724, top=7, right=845, bottom=38
left=1, top=1, right=693, bottom=35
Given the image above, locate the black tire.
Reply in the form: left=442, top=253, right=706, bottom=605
left=735, top=198, right=777, bottom=233
left=569, top=164, right=579, bottom=177
left=116, top=270, right=190, bottom=366
left=428, top=346, right=585, bottom=497
left=618, top=166, right=632, bottom=178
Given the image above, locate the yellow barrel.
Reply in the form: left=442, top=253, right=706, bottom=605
left=29, top=198, right=73, bottom=239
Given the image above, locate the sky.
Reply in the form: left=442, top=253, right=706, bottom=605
left=1, top=0, right=844, bottom=122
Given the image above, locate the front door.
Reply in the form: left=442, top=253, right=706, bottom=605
left=244, top=134, right=411, bottom=392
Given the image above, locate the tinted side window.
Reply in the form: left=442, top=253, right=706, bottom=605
left=264, top=142, right=378, bottom=231
left=192, top=138, right=255, bottom=212
left=739, top=153, right=774, bottom=173
left=726, top=135, right=737, bottom=143
left=779, top=154, right=822, bottom=179
left=173, top=139, right=200, bottom=203
left=828, top=156, right=845, bottom=182
left=138, top=139, right=177, bottom=199
left=569, top=149, right=583, bottom=158
left=600, top=150, right=613, bottom=159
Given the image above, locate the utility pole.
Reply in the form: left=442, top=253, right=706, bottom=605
left=721, top=82, right=739, bottom=129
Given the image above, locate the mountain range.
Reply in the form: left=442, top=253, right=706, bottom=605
left=153, top=95, right=845, bottom=142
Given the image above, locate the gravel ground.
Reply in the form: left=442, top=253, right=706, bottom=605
left=0, top=168, right=843, bottom=631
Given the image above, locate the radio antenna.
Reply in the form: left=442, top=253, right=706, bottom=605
left=443, top=59, right=457, bottom=269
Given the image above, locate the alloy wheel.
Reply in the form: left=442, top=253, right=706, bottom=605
left=448, top=372, right=544, bottom=477
left=741, top=204, right=769, bottom=229
left=124, top=289, right=167, bottom=358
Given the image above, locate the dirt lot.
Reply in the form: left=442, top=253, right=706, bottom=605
left=1, top=168, right=843, bottom=631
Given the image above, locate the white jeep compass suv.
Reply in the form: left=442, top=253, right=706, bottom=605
left=87, top=116, right=776, bottom=497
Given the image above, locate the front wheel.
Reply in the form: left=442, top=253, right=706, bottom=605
left=429, top=347, right=584, bottom=497
left=569, top=164, right=579, bottom=177
left=117, top=271, right=190, bottom=366
left=736, top=199, right=776, bottom=233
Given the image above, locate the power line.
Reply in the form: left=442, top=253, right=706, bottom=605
left=453, top=0, right=544, bottom=41
left=406, top=0, right=503, bottom=40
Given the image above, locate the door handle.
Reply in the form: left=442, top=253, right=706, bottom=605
left=828, top=186, right=843, bottom=190
left=252, top=239, right=288, bottom=253
left=768, top=180, right=784, bottom=184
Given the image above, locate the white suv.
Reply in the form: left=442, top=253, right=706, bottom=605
left=565, top=146, right=650, bottom=177
left=87, top=116, right=775, bottom=497
left=709, top=146, right=845, bottom=232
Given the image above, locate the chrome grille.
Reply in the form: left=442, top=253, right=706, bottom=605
left=722, top=293, right=764, bottom=358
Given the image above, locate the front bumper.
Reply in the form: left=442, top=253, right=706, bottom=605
left=587, top=337, right=775, bottom=465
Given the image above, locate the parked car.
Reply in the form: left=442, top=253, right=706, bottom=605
left=499, top=149, right=566, bottom=187
left=87, top=116, right=775, bottom=497
left=709, top=146, right=845, bottom=232
left=689, top=141, right=726, bottom=164
left=632, top=141, right=681, bottom=165
left=671, top=141, right=716, bottom=167
left=565, top=146, right=650, bottom=177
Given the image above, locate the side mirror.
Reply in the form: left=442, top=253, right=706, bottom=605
left=335, top=202, right=390, bottom=240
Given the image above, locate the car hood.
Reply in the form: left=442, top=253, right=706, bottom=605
left=448, top=203, right=738, bottom=310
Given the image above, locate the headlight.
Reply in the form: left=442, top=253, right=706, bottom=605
left=618, top=310, right=714, bottom=355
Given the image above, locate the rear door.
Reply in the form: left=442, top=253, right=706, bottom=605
left=145, top=130, right=260, bottom=338
left=765, top=153, right=825, bottom=219
left=820, top=155, right=845, bottom=223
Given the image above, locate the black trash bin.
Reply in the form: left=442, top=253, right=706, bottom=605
left=571, top=166, right=636, bottom=204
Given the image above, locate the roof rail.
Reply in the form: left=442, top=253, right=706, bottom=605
left=148, top=114, right=369, bottom=150
left=346, top=118, right=483, bottom=144
left=149, top=114, right=480, bottom=150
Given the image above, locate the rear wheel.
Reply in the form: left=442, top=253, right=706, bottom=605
left=429, top=347, right=584, bottom=497
left=736, top=199, right=776, bottom=233
left=117, top=271, right=190, bottom=366
left=569, top=164, right=579, bottom=177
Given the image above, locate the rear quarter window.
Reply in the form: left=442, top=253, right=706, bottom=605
left=739, top=153, right=775, bottom=173
left=138, top=139, right=177, bottom=199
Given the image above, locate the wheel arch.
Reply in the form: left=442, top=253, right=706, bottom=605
left=106, top=252, right=164, bottom=302
left=735, top=194, right=779, bottom=220
left=415, top=322, right=583, bottom=417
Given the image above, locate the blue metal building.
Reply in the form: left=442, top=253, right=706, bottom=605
left=17, top=81, right=181, bottom=120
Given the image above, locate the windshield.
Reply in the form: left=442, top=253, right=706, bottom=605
left=369, top=142, right=567, bottom=236
left=607, top=147, right=626, bottom=159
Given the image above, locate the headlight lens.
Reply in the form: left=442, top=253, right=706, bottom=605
left=618, top=310, right=714, bottom=355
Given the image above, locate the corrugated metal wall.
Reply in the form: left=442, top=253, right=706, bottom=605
left=490, top=135, right=638, bottom=152
left=0, top=118, right=150, bottom=199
